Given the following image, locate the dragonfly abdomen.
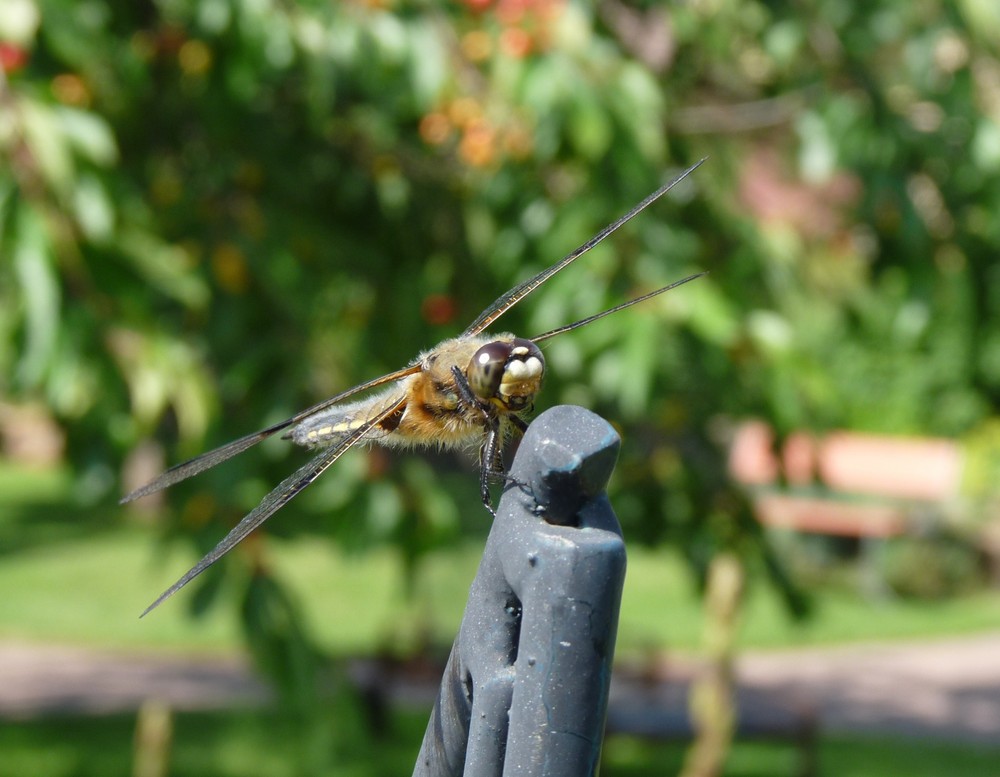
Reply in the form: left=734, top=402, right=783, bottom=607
left=286, top=389, right=404, bottom=449
left=286, top=375, right=488, bottom=452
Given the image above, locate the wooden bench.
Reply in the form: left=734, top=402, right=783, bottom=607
left=728, top=420, right=964, bottom=539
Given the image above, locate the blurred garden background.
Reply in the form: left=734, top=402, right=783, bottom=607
left=2, top=0, right=1000, bottom=774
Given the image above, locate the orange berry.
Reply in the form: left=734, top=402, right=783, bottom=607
left=419, top=112, right=452, bottom=145
left=460, top=29, right=493, bottom=62
left=500, top=26, right=532, bottom=59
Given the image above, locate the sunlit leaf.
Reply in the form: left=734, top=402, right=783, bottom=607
left=20, top=100, right=74, bottom=196
left=57, top=106, right=118, bottom=166
left=72, top=173, right=114, bottom=241
left=0, top=0, right=40, bottom=44
left=12, top=203, right=59, bottom=388
left=117, top=229, right=210, bottom=310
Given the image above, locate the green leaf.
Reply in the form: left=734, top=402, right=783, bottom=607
left=960, top=0, right=1000, bottom=43
left=117, top=228, right=210, bottom=310
left=57, top=106, right=118, bottom=167
left=973, top=118, right=1000, bottom=172
left=569, top=91, right=612, bottom=160
left=12, top=203, right=60, bottom=389
left=21, top=100, right=74, bottom=197
left=72, top=173, right=115, bottom=241
left=0, top=0, right=40, bottom=44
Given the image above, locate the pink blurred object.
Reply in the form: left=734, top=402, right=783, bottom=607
left=728, top=421, right=963, bottom=537
left=818, top=432, right=961, bottom=501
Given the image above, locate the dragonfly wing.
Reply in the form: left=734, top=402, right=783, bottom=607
left=121, top=423, right=290, bottom=503
left=529, top=272, right=707, bottom=343
left=461, top=160, right=705, bottom=337
left=121, top=363, right=422, bottom=503
left=140, top=394, right=409, bottom=617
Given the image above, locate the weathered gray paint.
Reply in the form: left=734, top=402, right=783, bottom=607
left=414, top=405, right=626, bottom=777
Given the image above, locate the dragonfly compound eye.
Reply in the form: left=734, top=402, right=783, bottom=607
left=468, top=338, right=545, bottom=411
left=468, top=341, right=512, bottom=401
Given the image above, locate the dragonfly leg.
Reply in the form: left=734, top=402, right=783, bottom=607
left=484, top=415, right=537, bottom=510
left=478, top=423, right=503, bottom=515
left=452, top=365, right=527, bottom=515
left=451, top=365, right=502, bottom=513
left=451, top=366, right=490, bottom=419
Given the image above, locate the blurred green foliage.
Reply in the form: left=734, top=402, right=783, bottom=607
left=881, top=532, right=987, bottom=599
left=3, top=0, right=1000, bottom=743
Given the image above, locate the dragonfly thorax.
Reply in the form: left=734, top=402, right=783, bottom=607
left=468, top=337, right=544, bottom=413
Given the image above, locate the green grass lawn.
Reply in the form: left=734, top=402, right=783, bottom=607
left=601, top=734, right=1000, bottom=777
left=2, top=501, right=999, bottom=657
left=2, top=706, right=999, bottom=777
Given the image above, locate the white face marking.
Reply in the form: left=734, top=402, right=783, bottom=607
left=506, top=360, right=529, bottom=380
left=501, top=355, right=543, bottom=384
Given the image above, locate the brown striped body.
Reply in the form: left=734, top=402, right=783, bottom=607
left=287, top=333, right=544, bottom=451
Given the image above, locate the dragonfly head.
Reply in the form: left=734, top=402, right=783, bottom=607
left=467, top=337, right=545, bottom=414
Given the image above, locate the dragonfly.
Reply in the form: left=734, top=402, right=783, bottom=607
left=124, top=159, right=706, bottom=616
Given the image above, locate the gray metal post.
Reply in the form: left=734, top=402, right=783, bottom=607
left=413, top=405, right=627, bottom=777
